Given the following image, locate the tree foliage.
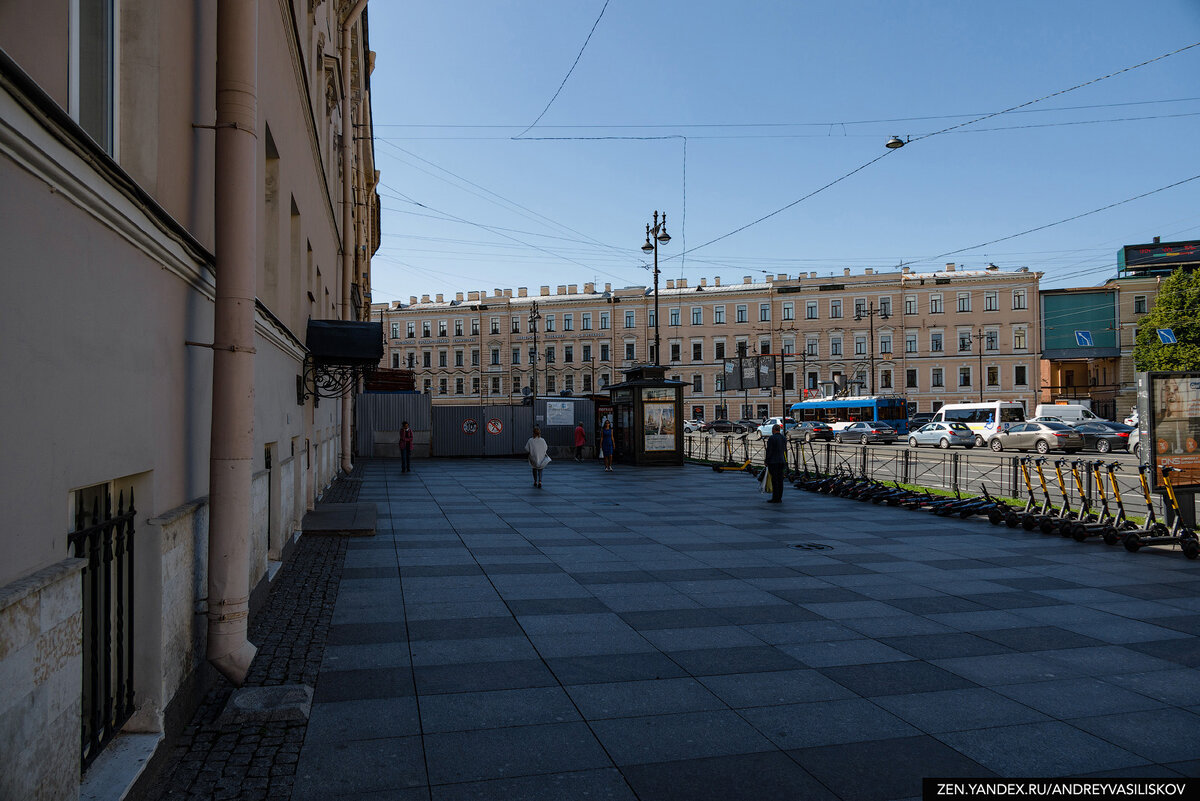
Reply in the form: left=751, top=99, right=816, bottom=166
left=1134, top=268, right=1200, bottom=371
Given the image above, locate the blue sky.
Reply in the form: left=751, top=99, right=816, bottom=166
left=365, top=1, right=1200, bottom=304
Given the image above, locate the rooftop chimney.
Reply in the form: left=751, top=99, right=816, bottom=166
left=743, top=276, right=752, bottom=284
left=865, top=268, right=874, bottom=275
left=605, top=283, right=612, bottom=292
left=678, top=278, right=687, bottom=288
left=700, top=278, right=707, bottom=287
left=777, top=273, right=786, bottom=281
left=436, top=294, right=444, bottom=303
left=765, top=276, right=774, bottom=283
left=901, top=267, right=909, bottom=275
left=945, top=263, right=956, bottom=272
left=505, top=289, right=513, bottom=297
left=1153, top=236, right=1161, bottom=244
left=715, top=277, right=721, bottom=286
left=584, top=282, right=594, bottom=293
left=540, top=286, right=550, bottom=296
left=455, top=292, right=464, bottom=302
left=409, top=296, right=417, bottom=305
left=518, top=287, right=528, bottom=297
left=421, top=294, right=431, bottom=303
left=494, top=288, right=502, bottom=296
left=556, top=285, right=566, bottom=295
left=568, top=284, right=578, bottom=294
left=468, top=291, right=480, bottom=301
left=666, top=279, right=675, bottom=289
left=843, top=268, right=851, bottom=277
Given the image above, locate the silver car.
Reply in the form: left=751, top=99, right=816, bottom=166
left=908, top=422, right=975, bottom=449
left=834, top=422, right=898, bottom=444
left=987, top=421, right=1084, bottom=454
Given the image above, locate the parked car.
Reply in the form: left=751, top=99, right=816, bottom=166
left=683, top=419, right=702, bottom=433
left=1072, top=421, right=1134, bottom=453
left=791, top=421, right=834, bottom=442
left=1034, top=404, right=1107, bottom=424
left=1130, top=427, right=1142, bottom=460
left=702, top=418, right=749, bottom=434
left=757, top=416, right=797, bottom=438
left=987, top=421, right=1084, bottom=454
left=736, top=418, right=764, bottom=433
left=908, top=422, right=975, bottom=449
left=907, top=413, right=935, bottom=430
left=834, top=422, right=898, bottom=444
left=1028, top=416, right=1065, bottom=424
left=1124, top=409, right=1138, bottom=427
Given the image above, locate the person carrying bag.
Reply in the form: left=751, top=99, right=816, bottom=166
left=525, top=427, right=550, bottom=489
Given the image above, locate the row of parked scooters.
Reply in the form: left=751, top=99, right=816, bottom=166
left=789, top=454, right=1199, bottom=559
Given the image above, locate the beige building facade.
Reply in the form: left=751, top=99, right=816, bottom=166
left=373, top=263, right=1042, bottom=421
left=0, top=2, right=378, bottom=798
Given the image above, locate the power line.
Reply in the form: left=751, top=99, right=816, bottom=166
left=513, top=0, right=611, bottom=139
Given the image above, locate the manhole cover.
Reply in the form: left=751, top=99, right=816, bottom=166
left=788, top=543, right=833, bottom=551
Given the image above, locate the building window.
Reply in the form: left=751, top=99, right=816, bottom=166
left=472, top=376, right=480, bottom=394
left=930, top=333, right=943, bottom=352
left=390, top=322, right=399, bottom=339
left=455, top=320, right=464, bottom=336
left=692, top=307, right=703, bottom=325
left=904, top=296, right=917, bottom=315
left=600, top=373, right=610, bottom=387
left=905, top=333, right=917, bottom=354
left=692, top=343, right=703, bottom=361
left=391, top=352, right=400, bottom=368
left=855, top=336, right=867, bottom=356
left=715, top=374, right=725, bottom=392
left=906, top=369, right=918, bottom=389
left=806, top=301, right=818, bottom=320
left=1014, top=328, right=1027, bottom=349
left=625, top=310, right=635, bottom=328
left=958, top=367, right=971, bottom=387
left=564, top=345, right=574, bottom=363
left=600, top=343, right=610, bottom=361
left=930, top=294, right=943, bottom=314
left=782, top=302, right=794, bottom=321
left=880, top=334, right=892, bottom=354
left=563, top=314, right=573, bottom=331
left=830, top=300, right=842, bottom=319
left=985, top=331, right=998, bottom=351
left=424, top=378, right=432, bottom=394
left=625, top=342, right=635, bottom=360
left=783, top=338, right=794, bottom=356
left=407, top=322, right=416, bottom=338
left=471, top=318, right=480, bottom=335
left=784, top=372, right=795, bottom=391
left=669, top=343, right=681, bottom=361
left=736, top=305, right=748, bottom=323
left=439, top=321, right=448, bottom=337
left=984, top=291, right=998, bottom=311
left=491, top=318, right=500, bottom=334
left=758, top=339, right=770, bottom=355
left=512, top=377, right=521, bottom=394
left=582, top=344, right=592, bottom=362
left=583, top=374, right=592, bottom=392
left=545, top=346, right=555, bottom=364
left=831, top=337, right=842, bottom=356
left=987, top=366, right=999, bottom=387
left=806, top=338, right=818, bottom=356
left=546, top=375, right=556, bottom=393
left=423, top=322, right=432, bottom=337
left=528, top=346, right=537, bottom=364
left=582, top=313, right=592, bottom=330
left=959, top=333, right=972, bottom=352
left=714, top=305, right=726, bottom=324
left=759, top=303, right=771, bottom=322
left=1133, top=295, right=1147, bottom=315
left=452, top=350, right=462, bottom=367
left=491, top=348, right=501, bottom=365
left=957, top=292, right=971, bottom=313
left=545, top=315, right=555, bottom=332
left=648, top=309, right=655, bottom=327
left=881, top=369, right=893, bottom=389
left=407, top=353, right=415, bottom=368
left=491, top=376, right=501, bottom=395
left=512, top=347, right=520, bottom=365
left=512, top=316, right=521, bottom=333
left=714, top=341, right=726, bottom=359
left=1014, top=364, right=1028, bottom=386
left=1013, top=289, right=1027, bottom=310
left=439, top=351, right=447, bottom=368
left=669, top=308, right=680, bottom=326
left=879, top=297, right=892, bottom=317
left=564, top=375, right=574, bottom=393
left=471, top=349, right=480, bottom=367
left=439, top=378, right=447, bottom=394
left=423, top=352, right=431, bottom=368
left=692, top=374, right=704, bottom=393
left=931, top=368, right=944, bottom=388
left=854, top=299, right=867, bottom=317
left=600, top=311, right=610, bottom=329
left=75, top=0, right=117, bottom=154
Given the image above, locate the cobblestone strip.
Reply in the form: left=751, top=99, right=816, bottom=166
left=148, top=473, right=358, bottom=801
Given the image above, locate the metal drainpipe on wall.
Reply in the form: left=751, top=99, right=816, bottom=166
left=207, top=0, right=259, bottom=686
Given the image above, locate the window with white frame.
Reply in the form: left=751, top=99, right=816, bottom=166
left=692, top=374, right=704, bottom=393
left=987, top=366, right=999, bottom=387
left=648, top=309, right=656, bottom=327
left=714, top=305, right=726, bottom=324
left=958, top=367, right=971, bottom=387
left=830, top=299, right=842, bottom=319
left=491, top=348, right=500, bottom=365
left=879, top=297, right=892, bottom=316
left=564, top=375, right=574, bottom=393
left=600, top=343, right=610, bottom=361
left=583, top=374, right=592, bottom=392
left=563, top=314, right=573, bottom=331
left=582, top=344, right=592, bottom=362
left=390, top=322, right=399, bottom=339
left=472, top=376, right=480, bottom=394
left=545, top=315, right=555, bottom=332
left=931, top=368, right=944, bottom=388
left=830, top=337, right=842, bottom=356
left=782, top=302, right=794, bottom=321
left=906, top=369, right=918, bottom=389
left=880, top=369, right=893, bottom=389
left=692, top=342, right=703, bottom=361
left=512, top=347, right=520, bottom=364
left=1012, top=289, right=1027, bottom=310
left=985, top=331, right=998, bottom=351
left=1014, top=328, right=1027, bottom=349
left=439, top=320, right=448, bottom=336
left=491, top=376, right=501, bottom=395
left=670, top=343, right=681, bottom=361
left=438, top=351, right=447, bottom=367
left=759, top=339, right=771, bottom=355
left=930, top=294, right=943, bottom=314
left=423, top=351, right=431, bottom=368
left=854, top=298, right=867, bottom=317
left=669, top=308, right=680, bottom=326
left=491, top=318, right=500, bottom=334
left=958, top=332, right=973, bottom=352
left=407, top=321, right=415, bottom=337
left=454, top=320, right=463, bottom=336
left=564, top=345, right=574, bottom=363
left=455, top=378, right=464, bottom=394
left=736, top=305, right=748, bottom=323
left=582, top=312, right=592, bottom=330
left=956, top=292, right=971, bottom=313
left=600, top=311, right=609, bottom=329
left=471, top=318, right=480, bottom=335
left=879, top=334, right=892, bottom=353
left=930, top=332, right=943, bottom=352
left=439, top=378, right=447, bottom=394
left=625, top=310, right=635, bottom=328
left=1014, top=364, right=1028, bottom=386
left=544, top=346, right=555, bottom=364
left=783, top=338, right=794, bottom=355
left=625, top=342, right=635, bottom=360
left=1133, top=296, right=1147, bottom=315
left=905, top=333, right=917, bottom=353
left=714, top=340, right=726, bottom=359
left=984, top=291, right=998, bottom=311
left=454, top=350, right=464, bottom=367
left=424, top=378, right=432, bottom=394
left=74, top=0, right=117, bottom=154
left=759, top=303, right=770, bottom=322
left=806, top=301, right=818, bottom=319
left=904, top=295, right=917, bottom=315
left=546, top=375, right=556, bottom=393
left=855, top=336, right=866, bottom=355
left=391, top=352, right=400, bottom=368
left=806, top=338, right=818, bottom=356
left=691, top=307, right=702, bottom=325
left=511, top=316, right=520, bottom=333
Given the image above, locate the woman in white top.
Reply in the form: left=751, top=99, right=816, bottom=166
left=525, top=427, right=550, bottom=488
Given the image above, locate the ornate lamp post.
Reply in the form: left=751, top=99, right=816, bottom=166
left=640, top=211, right=671, bottom=366
left=855, top=301, right=890, bottom=395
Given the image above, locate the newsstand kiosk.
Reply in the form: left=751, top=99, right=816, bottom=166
left=606, top=365, right=686, bottom=466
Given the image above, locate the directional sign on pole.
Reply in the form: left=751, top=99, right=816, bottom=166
left=1074, top=330, right=1093, bottom=347
left=1158, top=328, right=1178, bottom=345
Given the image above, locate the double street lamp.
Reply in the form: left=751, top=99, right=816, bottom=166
left=854, top=301, right=890, bottom=395
left=640, top=211, right=671, bottom=366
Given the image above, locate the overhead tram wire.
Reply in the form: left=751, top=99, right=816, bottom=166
left=512, top=0, right=611, bottom=139
left=658, top=40, right=1200, bottom=267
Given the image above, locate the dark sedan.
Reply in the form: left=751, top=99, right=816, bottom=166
left=790, top=421, right=834, bottom=442
left=1072, top=421, right=1134, bottom=453
left=834, top=422, right=898, bottom=444
left=702, top=418, right=750, bottom=434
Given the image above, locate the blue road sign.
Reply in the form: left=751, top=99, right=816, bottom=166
left=1157, top=328, right=1177, bottom=345
left=1074, top=330, right=1093, bottom=347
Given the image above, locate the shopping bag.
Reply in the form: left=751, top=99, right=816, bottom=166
left=538, top=455, right=552, bottom=469
left=759, top=468, right=771, bottom=493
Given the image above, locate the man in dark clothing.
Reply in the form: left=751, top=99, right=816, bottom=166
left=764, top=423, right=787, bottom=503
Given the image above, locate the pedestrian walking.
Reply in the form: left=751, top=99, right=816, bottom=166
left=525, top=426, right=550, bottom=488
left=399, top=420, right=414, bottom=473
left=574, top=422, right=586, bottom=462
left=764, top=423, right=786, bottom=503
left=600, top=419, right=615, bottom=472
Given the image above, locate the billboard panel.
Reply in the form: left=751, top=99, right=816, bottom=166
left=1139, top=371, right=1200, bottom=491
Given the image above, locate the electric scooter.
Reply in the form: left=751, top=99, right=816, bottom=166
left=1006, top=457, right=1039, bottom=528
left=1023, top=457, right=1057, bottom=532
left=1104, top=464, right=1165, bottom=546
left=1039, top=458, right=1077, bottom=535
left=1068, top=461, right=1116, bottom=542
left=1124, top=466, right=1200, bottom=559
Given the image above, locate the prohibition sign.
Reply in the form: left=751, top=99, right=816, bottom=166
left=462, top=418, right=478, bottom=435
left=487, top=418, right=504, bottom=435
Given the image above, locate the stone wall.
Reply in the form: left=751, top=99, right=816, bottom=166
left=0, top=558, right=86, bottom=801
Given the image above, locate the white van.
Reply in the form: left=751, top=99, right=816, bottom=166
left=1033, top=404, right=1106, bottom=424
left=931, top=402, right=1027, bottom=446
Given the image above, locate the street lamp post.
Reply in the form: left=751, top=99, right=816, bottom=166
left=854, top=301, right=890, bottom=395
left=640, top=211, right=671, bottom=366
left=529, top=301, right=541, bottom=409
left=973, top=329, right=986, bottom=402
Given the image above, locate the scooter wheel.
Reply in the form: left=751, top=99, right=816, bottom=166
left=1151, top=523, right=1169, bottom=538
left=1123, top=533, right=1142, bottom=553
left=1183, top=538, right=1200, bottom=560
left=1022, top=517, right=1038, bottom=531
left=1103, top=529, right=1121, bottom=546
left=988, top=509, right=1004, bottom=526
left=1071, top=524, right=1089, bottom=542
left=1040, top=519, right=1057, bottom=536
left=1005, top=512, right=1020, bottom=528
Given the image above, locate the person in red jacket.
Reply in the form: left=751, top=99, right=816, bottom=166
left=400, top=420, right=414, bottom=473
left=574, top=422, right=586, bottom=462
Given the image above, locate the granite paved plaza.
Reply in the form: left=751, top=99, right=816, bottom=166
left=295, top=458, right=1200, bottom=800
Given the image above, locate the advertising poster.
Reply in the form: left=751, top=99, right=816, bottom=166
left=1151, top=373, right=1200, bottom=489
left=643, top=402, right=676, bottom=451
left=545, top=401, right=574, bottom=427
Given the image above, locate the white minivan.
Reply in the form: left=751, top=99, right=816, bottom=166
left=931, top=401, right=1027, bottom=447
left=1033, top=404, right=1106, bottom=424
